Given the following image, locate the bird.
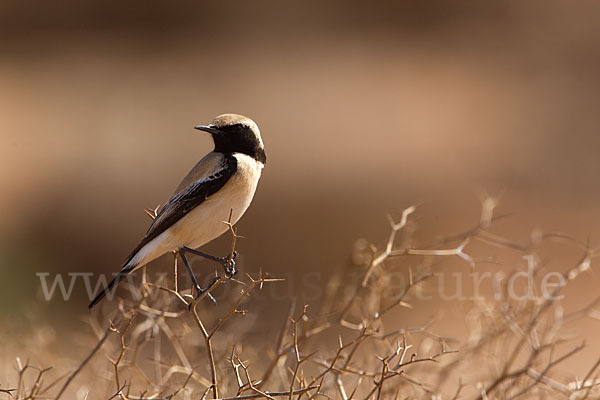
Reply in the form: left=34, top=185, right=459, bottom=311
left=88, top=113, right=266, bottom=309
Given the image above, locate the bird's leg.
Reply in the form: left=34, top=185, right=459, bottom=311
left=179, top=250, right=211, bottom=300
left=182, top=246, right=238, bottom=278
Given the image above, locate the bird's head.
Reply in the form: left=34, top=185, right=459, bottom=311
left=195, top=114, right=266, bottom=164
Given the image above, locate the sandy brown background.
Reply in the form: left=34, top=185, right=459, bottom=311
left=2, top=0, right=600, bottom=377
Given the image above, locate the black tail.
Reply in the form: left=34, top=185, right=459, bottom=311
left=88, top=266, right=134, bottom=309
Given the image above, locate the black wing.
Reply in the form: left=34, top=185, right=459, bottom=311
left=88, top=154, right=237, bottom=309
left=125, top=153, right=238, bottom=265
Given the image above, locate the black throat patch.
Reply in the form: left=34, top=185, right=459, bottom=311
left=213, top=124, right=266, bottom=164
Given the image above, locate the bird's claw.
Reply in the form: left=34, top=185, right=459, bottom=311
left=224, top=259, right=237, bottom=278
left=193, top=285, right=204, bottom=300
left=188, top=278, right=219, bottom=310
left=219, top=251, right=238, bottom=278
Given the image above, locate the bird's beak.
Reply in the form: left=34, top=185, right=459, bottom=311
left=194, top=125, right=222, bottom=135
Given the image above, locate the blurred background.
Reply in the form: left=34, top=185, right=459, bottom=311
left=2, top=0, right=600, bottom=377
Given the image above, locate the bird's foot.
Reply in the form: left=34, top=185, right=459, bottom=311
left=218, top=251, right=238, bottom=278
left=188, top=278, right=219, bottom=310
left=193, top=284, right=205, bottom=301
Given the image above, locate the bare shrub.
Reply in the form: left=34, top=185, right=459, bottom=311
left=4, top=194, right=600, bottom=399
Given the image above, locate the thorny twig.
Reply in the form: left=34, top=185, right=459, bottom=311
left=8, top=194, right=600, bottom=399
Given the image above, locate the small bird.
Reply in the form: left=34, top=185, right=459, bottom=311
left=88, top=114, right=266, bottom=309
